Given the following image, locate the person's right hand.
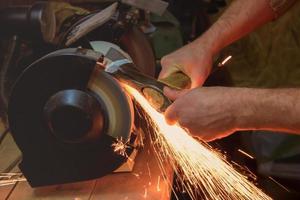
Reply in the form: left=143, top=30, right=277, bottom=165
left=159, top=40, right=214, bottom=100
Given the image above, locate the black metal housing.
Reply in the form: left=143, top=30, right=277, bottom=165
left=8, top=48, right=130, bottom=187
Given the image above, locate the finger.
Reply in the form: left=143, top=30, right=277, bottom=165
left=190, top=73, right=205, bottom=88
left=192, top=132, right=216, bottom=142
left=204, top=137, right=217, bottom=142
left=158, top=65, right=180, bottom=80
left=164, top=103, right=178, bottom=125
left=163, top=87, right=189, bottom=101
left=190, top=65, right=212, bottom=88
left=159, top=57, right=180, bottom=79
left=202, top=134, right=221, bottom=142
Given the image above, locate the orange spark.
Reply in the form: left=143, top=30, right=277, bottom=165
left=157, top=176, right=161, bottom=192
left=238, top=149, right=254, bottom=159
left=146, top=162, right=152, bottom=179
left=132, top=173, right=140, bottom=179
left=123, top=84, right=271, bottom=200
left=143, top=187, right=148, bottom=198
left=219, top=55, right=232, bottom=67
left=111, top=137, right=130, bottom=157
left=268, top=177, right=290, bottom=192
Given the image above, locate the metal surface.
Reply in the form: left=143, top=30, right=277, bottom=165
left=103, top=48, right=171, bottom=112
left=119, top=27, right=156, bottom=77
left=0, top=2, right=56, bottom=42
left=91, top=41, right=169, bottom=113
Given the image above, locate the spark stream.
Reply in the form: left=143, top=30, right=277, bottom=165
left=123, top=84, right=271, bottom=200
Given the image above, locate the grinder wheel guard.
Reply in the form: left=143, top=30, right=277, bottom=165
left=8, top=47, right=135, bottom=187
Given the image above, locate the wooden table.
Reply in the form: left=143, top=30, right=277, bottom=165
left=0, top=121, right=173, bottom=200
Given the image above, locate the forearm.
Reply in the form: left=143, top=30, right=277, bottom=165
left=194, top=0, right=276, bottom=55
left=235, top=88, right=300, bottom=134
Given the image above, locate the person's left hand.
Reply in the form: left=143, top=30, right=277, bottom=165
left=164, top=86, right=242, bottom=141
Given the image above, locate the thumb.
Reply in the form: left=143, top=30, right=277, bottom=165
left=158, top=65, right=179, bottom=80
left=159, top=56, right=180, bottom=79
left=163, top=87, right=189, bottom=101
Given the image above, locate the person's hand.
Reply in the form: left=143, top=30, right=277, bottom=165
left=164, top=87, right=242, bottom=141
left=159, top=40, right=214, bottom=99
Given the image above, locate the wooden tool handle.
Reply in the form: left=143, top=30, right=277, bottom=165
left=158, top=71, right=191, bottom=90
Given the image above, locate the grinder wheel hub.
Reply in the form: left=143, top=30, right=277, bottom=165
left=44, top=89, right=105, bottom=143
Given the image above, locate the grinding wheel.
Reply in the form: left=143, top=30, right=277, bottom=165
left=8, top=48, right=135, bottom=187
left=88, top=67, right=134, bottom=141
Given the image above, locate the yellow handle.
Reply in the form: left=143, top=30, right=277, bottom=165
left=158, top=71, right=191, bottom=90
